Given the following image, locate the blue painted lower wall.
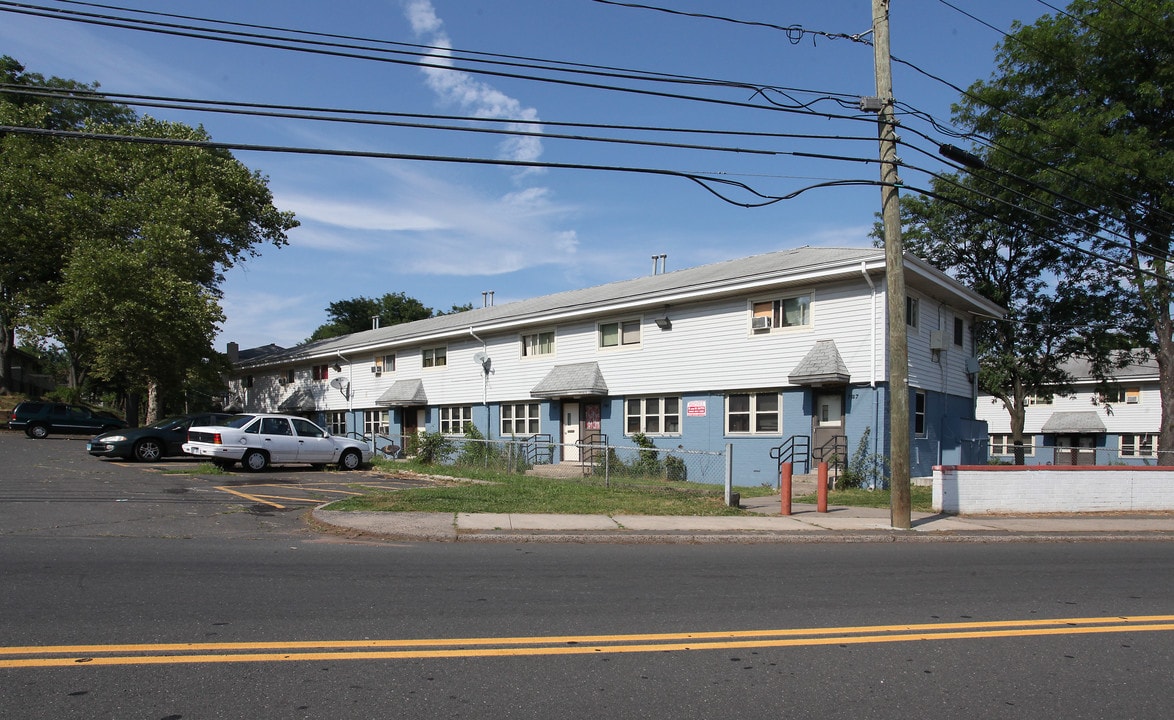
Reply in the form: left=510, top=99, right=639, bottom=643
left=320, top=381, right=989, bottom=488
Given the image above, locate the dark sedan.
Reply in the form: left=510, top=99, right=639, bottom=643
left=88, top=413, right=234, bottom=462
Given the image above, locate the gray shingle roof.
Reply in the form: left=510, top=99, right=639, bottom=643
left=788, top=340, right=851, bottom=386
left=234, top=246, right=1003, bottom=368
left=1040, top=411, right=1107, bottom=433
left=374, top=378, right=428, bottom=407
left=530, top=362, right=609, bottom=398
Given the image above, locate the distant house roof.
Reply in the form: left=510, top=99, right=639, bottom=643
left=238, top=344, right=285, bottom=362
left=1041, top=411, right=1107, bottom=434
left=233, top=246, right=1006, bottom=370
left=531, top=362, right=609, bottom=399
left=788, top=340, right=851, bottom=386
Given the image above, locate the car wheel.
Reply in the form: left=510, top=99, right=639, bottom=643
left=133, top=438, right=163, bottom=462
left=337, top=449, right=362, bottom=471
left=27, top=423, right=49, bottom=439
left=241, top=449, right=269, bottom=472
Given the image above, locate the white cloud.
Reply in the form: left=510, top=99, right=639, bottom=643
left=404, top=0, right=545, bottom=166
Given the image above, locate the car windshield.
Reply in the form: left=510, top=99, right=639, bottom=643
left=149, top=416, right=188, bottom=430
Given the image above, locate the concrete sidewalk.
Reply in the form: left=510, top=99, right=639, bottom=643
left=311, top=493, right=1174, bottom=543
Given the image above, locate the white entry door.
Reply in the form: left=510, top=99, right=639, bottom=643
left=562, top=402, right=581, bottom=462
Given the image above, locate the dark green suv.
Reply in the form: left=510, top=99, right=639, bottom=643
left=8, top=402, right=128, bottom=439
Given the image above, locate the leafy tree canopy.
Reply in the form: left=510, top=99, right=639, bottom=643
left=307, top=293, right=472, bottom=342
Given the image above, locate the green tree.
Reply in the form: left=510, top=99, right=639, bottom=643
left=911, top=1, right=1174, bottom=457
left=1, top=59, right=298, bottom=423
left=887, top=167, right=1079, bottom=463
left=0, top=56, right=133, bottom=394
left=308, top=292, right=435, bottom=341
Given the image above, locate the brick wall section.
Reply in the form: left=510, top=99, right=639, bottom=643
left=933, top=465, right=1174, bottom=514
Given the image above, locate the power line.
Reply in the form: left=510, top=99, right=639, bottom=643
left=0, top=124, right=885, bottom=209
left=0, top=83, right=880, bottom=157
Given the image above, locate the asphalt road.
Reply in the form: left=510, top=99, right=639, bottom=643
left=2, top=430, right=1172, bottom=719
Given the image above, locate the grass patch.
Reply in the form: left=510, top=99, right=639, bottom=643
left=336, top=458, right=771, bottom=516
left=794, top=486, right=934, bottom=513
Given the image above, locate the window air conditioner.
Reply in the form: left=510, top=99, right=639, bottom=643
left=751, top=316, right=772, bottom=330
left=371, top=366, right=381, bottom=374
left=278, top=377, right=288, bottom=385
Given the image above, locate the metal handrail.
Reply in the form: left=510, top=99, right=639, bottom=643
left=813, top=435, right=848, bottom=468
left=770, top=435, right=811, bottom=474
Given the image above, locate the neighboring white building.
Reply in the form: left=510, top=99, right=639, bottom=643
left=978, top=355, right=1163, bottom=466
left=225, top=246, right=1004, bottom=484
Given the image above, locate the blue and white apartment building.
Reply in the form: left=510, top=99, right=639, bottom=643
left=978, top=355, right=1164, bottom=466
left=225, top=246, right=1004, bottom=484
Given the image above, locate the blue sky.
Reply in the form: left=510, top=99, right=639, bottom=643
left=1, top=0, right=1047, bottom=350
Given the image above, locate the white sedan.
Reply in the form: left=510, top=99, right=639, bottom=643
left=182, top=413, right=372, bottom=472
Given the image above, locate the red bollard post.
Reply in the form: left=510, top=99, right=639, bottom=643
left=780, top=462, right=792, bottom=515
left=817, top=461, right=829, bottom=513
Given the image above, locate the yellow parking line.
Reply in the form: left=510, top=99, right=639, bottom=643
left=2, top=615, right=1171, bottom=668
left=212, top=486, right=285, bottom=509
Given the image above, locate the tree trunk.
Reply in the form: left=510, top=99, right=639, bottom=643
left=145, top=381, right=159, bottom=425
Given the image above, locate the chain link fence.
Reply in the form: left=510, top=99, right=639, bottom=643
left=401, top=435, right=728, bottom=489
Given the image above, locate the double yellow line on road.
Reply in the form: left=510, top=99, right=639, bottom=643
left=2, top=615, right=1171, bottom=669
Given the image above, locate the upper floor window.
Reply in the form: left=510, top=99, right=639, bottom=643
left=1102, top=387, right=1141, bottom=404
left=906, top=296, right=920, bottom=329
left=725, top=392, right=780, bottom=435
left=626, top=396, right=681, bottom=436
left=311, top=364, right=330, bottom=381
left=953, top=317, right=964, bottom=347
left=422, top=346, right=447, bottom=368
left=751, top=295, right=811, bottom=332
left=373, top=354, right=395, bottom=375
left=522, top=331, right=554, bottom=357
left=599, top=319, right=641, bottom=349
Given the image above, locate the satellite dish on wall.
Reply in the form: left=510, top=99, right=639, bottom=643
left=473, top=351, right=492, bottom=374
left=329, top=377, right=351, bottom=400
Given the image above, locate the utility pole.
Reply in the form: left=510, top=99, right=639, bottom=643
left=872, top=0, right=911, bottom=529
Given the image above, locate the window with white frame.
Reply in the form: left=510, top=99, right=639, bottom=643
left=364, top=410, right=388, bottom=437
left=751, top=294, right=811, bottom=332
left=439, top=405, right=472, bottom=434
left=989, top=433, right=1035, bottom=456
left=599, top=319, right=641, bottom=349
left=954, top=316, right=964, bottom=347
left=326, top=411, right=347, bottom=436
left=914, top=390, right=927, bottom=437
left=1103, top=387, right=1142, bottom=404
left=906, top=296, right=919, bottom=328
left=373, top=354, right=395, bottom=374
left=1120, top=433, right=1156, bottom=458
left=422, top=346, right=447, bottom=368
left=625, top=396, right=681, bottom=435
left=725, top=392, right=780, bottom=435
left=501, top=402, right=541, bottom=435
left=521, top=331, right=554, bottom=357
